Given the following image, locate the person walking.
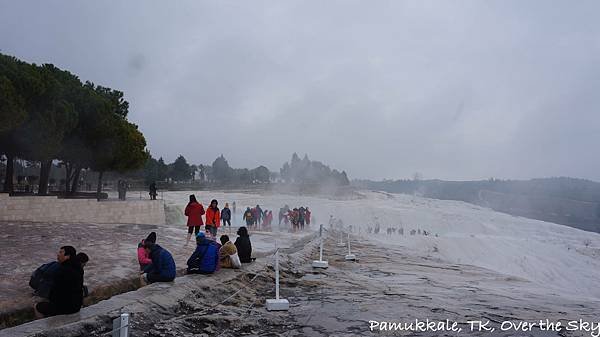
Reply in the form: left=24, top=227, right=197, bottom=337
left=205, top=199, right=221, bottom=238
left=221, top=203, right=232, bottom=231
left=255, top=205, right=264, bottom=226
left=243, top=207, right=254, bottom=228
left=184, top=195, right=205, bottom=245
left=149, top=182, right=157, bottom=200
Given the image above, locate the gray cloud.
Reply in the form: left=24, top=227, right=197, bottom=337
left=1, top=1, right=599, bottom=180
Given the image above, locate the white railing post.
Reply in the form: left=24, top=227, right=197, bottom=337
left=275, top=245, right=280, bottom=300
left=112, top=313, right=129, bottom=337
left=266, top=240, right=289, bottom=310
left=345, top=232, right=356, bottom=261
left=312, top=224, right=328, bottom=268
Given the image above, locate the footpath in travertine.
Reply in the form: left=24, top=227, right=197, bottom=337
left=3, top=229, right=600, bottom=337
left=0, top=219, right=308, bottom=329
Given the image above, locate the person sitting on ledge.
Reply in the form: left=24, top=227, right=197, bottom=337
left=187, top=232, right=219, bottom=274
left=137, top=232, right=157, bottom=270
left=30, top=251, right=89, bottom=299
left=33, top=246, right=84, bottom=318
left=234, top=226, right=253, bottom=263
left=141, top=242, right=176, bottom=284
left=219, top=235, right=240, bottom=269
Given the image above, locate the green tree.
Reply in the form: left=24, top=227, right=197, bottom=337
left=252, top=165, right=270, bottom=183
left=0, top=54, right=37, bottom=192
left=212, top=155, right=232, bottom=183
left=90, top=117, right=148, bottom=199
left=27, top=64, right=79, bottom=194
left=157, top=157, right=168, bottom=181
left=0, top=75, right=26, bottom=134
left=169, top=155, right=192, bottom=182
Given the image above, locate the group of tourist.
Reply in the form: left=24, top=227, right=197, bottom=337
left=137, top=227, right=253, bottom=284
left=29, top=194, right=253, bottom=319
left=242, top=205, right=274, bottom=229
left=184, top=195, right=241, bottom=243
left=137, top=194, right=254, bottom=284
left=30, top=246, right=89, bottom=318
left=278, top=205, right=311, bottom=231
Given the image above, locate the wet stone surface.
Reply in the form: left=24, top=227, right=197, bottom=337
left=0, top=220, right=305, bottom=329
left=25, top=234, right=599, bottom=337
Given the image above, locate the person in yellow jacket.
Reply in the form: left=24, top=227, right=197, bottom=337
left=218, top=235, right=238, bottom=268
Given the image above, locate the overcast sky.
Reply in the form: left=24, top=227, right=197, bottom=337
left=1, top=1, right=599, bottom=181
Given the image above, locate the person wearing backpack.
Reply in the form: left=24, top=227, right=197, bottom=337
left=186, top=232, right=219, bottom=274
left=243, top=207, right=254, bottom=227
left=31, top=251, right=89, bottom=299
left=34, top=246, right=84, bottom=318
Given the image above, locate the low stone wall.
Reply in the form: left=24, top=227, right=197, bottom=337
left=0, top=194, right=165, bottom=225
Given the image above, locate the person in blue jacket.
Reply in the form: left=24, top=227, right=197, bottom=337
left=187, top=232, right=219, bottom=274
left=141, top=242, right=176, bottom=283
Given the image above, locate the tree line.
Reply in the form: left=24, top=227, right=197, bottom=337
left=140, top=153, right=350, bottom=187
left=280, top=153, right=350, bottom=186
left=141, top=154, right=271, bottom=186
left=0, top=53, right=148, bottom=197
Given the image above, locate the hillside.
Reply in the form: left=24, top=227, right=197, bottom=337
left=354, top=177, right=600, bottom=232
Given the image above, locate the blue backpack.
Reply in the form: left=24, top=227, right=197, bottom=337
left=29, top=261, right=60, bottom=298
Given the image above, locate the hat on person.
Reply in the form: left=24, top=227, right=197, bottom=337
left=196, top=232, right=205, bottom=239
left=146, top=232, right=157, bottom=244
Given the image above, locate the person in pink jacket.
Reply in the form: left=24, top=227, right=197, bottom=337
left=137, top=232, right=156, bottom=270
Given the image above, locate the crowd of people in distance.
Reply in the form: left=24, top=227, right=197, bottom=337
left=242, top=205, right=274, bottom=230
left=278, top=205, right=311, bottom=232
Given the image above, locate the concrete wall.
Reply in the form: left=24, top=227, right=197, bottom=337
left=0, top=194, right=165, bottom=225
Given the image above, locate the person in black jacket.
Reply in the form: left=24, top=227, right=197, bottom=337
left=34, top=246, right=84, bottom=318
left=234, top=226, right=253, bottom=263
left=222, top=203, right=232, bottom=229
left=30, top=252, right=89, bottom=299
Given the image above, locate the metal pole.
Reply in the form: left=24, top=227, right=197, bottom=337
left=347, top=232, right=351, bottom=255
left=319, top=238, right=323, bottom=261
left=275, top=245, right=280, bottom=300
